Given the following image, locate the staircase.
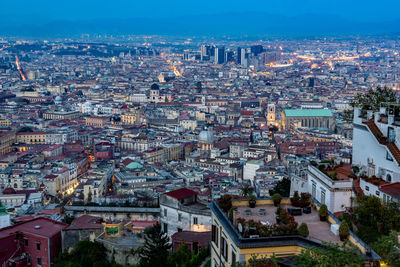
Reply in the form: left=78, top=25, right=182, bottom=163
left=363, top=119, right=400, bottom=165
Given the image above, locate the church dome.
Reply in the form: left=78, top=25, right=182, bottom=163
left=198, top=129, right=213, bottom=143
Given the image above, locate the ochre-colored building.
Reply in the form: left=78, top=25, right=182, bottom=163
left=16, top=132, right=46, bottom=144
left=0, top=131, right=15, bottom=155
left=43, top=111, right=80, bottom=120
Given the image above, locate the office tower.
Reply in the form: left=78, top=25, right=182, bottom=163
left=240, top=48, right=247, bottom=67
left=201, top=45, right=207, bottom=61
left=214, top=47, right=225, bottom=64
left=225, top=51, right=234, bottom=62
left=237, top=47, right=242, bottom=64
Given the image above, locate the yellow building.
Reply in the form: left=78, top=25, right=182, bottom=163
left=0, top=119, right=11, bottom=127
left=210, top=198, right=380, bottom=266
left=121, top=110, right=141, bottom=125
left=43, top=110, right=80, bottom=120
left=85, top=116, right=108, bottom=127
left=144, top=144, right=183, bottom=163
left=0, top=131, right=15, bottom=155
left=16, top=132, right=46, bottom=144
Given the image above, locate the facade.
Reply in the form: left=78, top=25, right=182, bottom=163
left=43, top=110, right=80, bottom=120
left=243, top=160, right=264, bottom=184
left=121, top=109, right=141, bottom=125
left=353, top=107, right=400, bottom=182
left=85, top=116, right=108, bottom=127
left=0, top=217, right=68, bottom=267
left=307, top=165, right=354, bottom=213
left=0, top=131, right=15, bottom=155
left=16, top=132, right=46, bottom=144
left=281, top=109, right=334, bottom=131
left=160, top=188, right=211, bottom=238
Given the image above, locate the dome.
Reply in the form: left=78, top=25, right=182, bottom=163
left=55, top=96, right=62, bottom=102
left=198, top=129, right=213, bottom=143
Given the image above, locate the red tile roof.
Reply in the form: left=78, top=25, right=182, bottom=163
left=0, top=217, right=67, bottom=238
left=379, top=182, right=400, bottom=200
left=164, top=188, right=197, bottom=199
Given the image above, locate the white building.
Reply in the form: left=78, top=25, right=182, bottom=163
left=307, top=165, right=354, bottom=213
left=352, top=107, right=400, bottom=182
left=160, top=188, right=211, bottom=238
left=243, top=160, right=264, bottom=184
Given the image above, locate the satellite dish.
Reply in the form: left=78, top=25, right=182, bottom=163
left=238, top=223, right=243, bottom=233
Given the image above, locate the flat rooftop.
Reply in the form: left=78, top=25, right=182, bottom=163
left=234, top=203, right=342, bottom=244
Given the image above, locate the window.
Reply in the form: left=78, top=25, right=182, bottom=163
left=36, top=242, right=41, bottom=250
left=178, top=213, right=182, bottom=222
left=163, top=223, right=168, bottom=233
left=312, top=181, right=316, bottom=198
left=321, top=189, right=326, bottom=205
left=220, top=237, right=228, bottom=261
left=24, top=238, right=28, bottom=246
left=164, top=209, right=167, bottom=217
left=211, top=225, right=218, bottom=247
left=177, top=228, right=182, bottom=232
left=193, top=217, right=198, bottom=224
left=37, top=257, right=42, bottom=266
left=387, top=174, right=392, bottom=182
left=365, top=186, right=369, bottom=191
left=232, top=249, right=236, bottom=264
left=376, top=191, right=380, bottom=196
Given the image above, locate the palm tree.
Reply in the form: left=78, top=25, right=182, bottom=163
left=241, top=184, right=253, bottom=197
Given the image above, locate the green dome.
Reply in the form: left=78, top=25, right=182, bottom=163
left=126, top=162, right=143, bottom=170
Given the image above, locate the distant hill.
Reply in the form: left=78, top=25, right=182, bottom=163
left=0, top=12, right=399, bottom=37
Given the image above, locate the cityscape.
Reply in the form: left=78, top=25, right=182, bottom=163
left=0, top=1, right=400, bottom=267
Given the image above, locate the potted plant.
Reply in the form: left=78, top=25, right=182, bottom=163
left=248, top=195, right=256, bottom=208
left=272, top=193, right=282, bottom=207
left=298, top=222, right=309, bottom=237
left=339, top=221, right=350, bottom=241
left=291, top=191, right=300, bottom=207
left=319, top=204, right=328, bottom=221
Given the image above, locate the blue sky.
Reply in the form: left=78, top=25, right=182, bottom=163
left=1, top=0, right=400, bottom=22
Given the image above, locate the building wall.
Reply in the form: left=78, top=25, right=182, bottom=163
left=160, top=204, right=211, bottom=237
left=352, top=124, right=400, bottom=182
left=307, top=166, right=353, bottom=213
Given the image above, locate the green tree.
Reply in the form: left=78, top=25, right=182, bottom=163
left=269, top=178, right=291, bottom=197
left=54, top=241, right=117, bottom=267
left=353, top=196, right=400, bottom=243
left=371, top=232, right=400, bottom=267
left=351, top=86, right=396, bottom=111
left=241, top=184, right=254, bottom=197
left=135, top=223, right=171, bottom=267
left=295, top=241, right=364, bottom=267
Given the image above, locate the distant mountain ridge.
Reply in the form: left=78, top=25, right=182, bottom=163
left=0, top=12, right=399, bottom=37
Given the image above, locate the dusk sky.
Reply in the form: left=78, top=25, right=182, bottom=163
left=2, top=0, right=400, bottom=22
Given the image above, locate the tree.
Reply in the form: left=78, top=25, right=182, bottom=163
left=241, top=184, right=254, bottom=197
left=351, top=86, right=396, bottom=111
left=54, top=241, right=119, bottom=267
left=371, top=232, right=400, bottom=267
left=352, top=196, right=400, bottom=243
left=295, top=241, right=364, bottom=267
left=269, top=178, right=291, bottom=197
left=135, top=223, right=171, bottom=267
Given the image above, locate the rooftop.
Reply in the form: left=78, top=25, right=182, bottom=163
left=164, top=188, right=198, bottom=200
left=284, top=109, right=333, bottom=117
left=234, top=203, right=341, bottom=244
